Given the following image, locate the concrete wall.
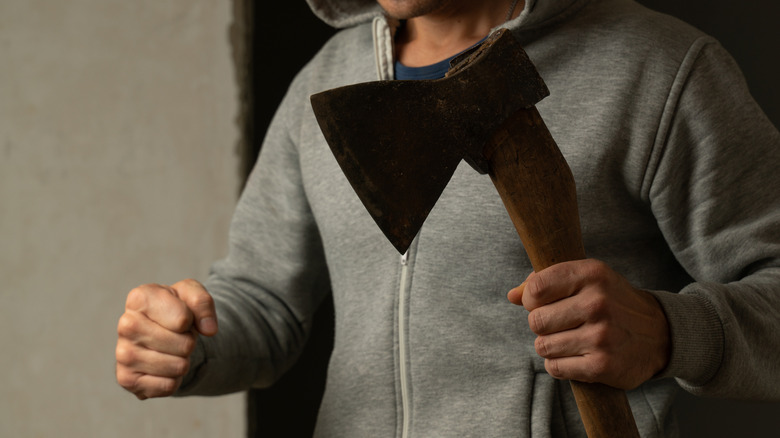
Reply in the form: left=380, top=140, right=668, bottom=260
left=1, top=1, right=244, bottom=436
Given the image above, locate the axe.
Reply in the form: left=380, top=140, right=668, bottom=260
left=310, top=29, right=640, bottom=438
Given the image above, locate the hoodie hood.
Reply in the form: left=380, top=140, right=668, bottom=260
left=306, top=0, right=586, bottom=29
left=305, top=0, right=383, bottom=28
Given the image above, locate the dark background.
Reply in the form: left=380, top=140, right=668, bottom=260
left=246, top=1, right=780, bottom=436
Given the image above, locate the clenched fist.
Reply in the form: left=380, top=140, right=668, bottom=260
left=115, top=279, right=217, bottom=400
left=508, top=259, right=670, bottom=390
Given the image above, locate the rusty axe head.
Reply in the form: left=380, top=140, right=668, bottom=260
left=310, top=29, right=549, bottom=254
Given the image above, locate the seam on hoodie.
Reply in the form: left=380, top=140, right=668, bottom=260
left=639, top=385, right=663, bottom=437
left=640, top=36, right=716, bottom=202
left=373, top=17, right=395, bottom=80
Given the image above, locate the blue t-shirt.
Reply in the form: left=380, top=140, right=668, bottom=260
left=394, top=38, right=486, bottom=80
left=394, top=56, right=454, bottom=80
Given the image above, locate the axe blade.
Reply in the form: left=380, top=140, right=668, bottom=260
left=310, top=29, right=548, bottom=254
left=311, top=82, right=463, bottom=253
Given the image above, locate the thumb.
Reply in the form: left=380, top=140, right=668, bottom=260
left=172, top=279, right=218, bottom=337
left=507, top=282, right=526, bottom=305
left=507, top=272, right=535, bottom=306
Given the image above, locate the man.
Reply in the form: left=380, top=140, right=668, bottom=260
left=116, top=0, right=780, bottom=436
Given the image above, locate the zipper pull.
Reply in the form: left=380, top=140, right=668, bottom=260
left=401, top=251, right=408, bottom=266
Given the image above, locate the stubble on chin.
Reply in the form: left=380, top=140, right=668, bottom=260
left=375, top=0, right=455, bottom=19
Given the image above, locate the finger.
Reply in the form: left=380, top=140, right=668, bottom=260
left=117, top=312, right=198, bottom=357
left=126, top=284, right=194, bottom=333
left=535, top=315, right=618, bottom=356
left=543, top=353, right=624, bottom=388
left=507, top=282, right=526, bottom=305
left=544, top=355, right=595, bottom=382
left=133, top=374, right=183, bottom=399
left=171, top=279, right=218, bottom=337
left=116, top=364, right=183, bottom=399
left=521, top=260, right=591, bottom=311
left=526, top=291, right=593, bottom=335
left=115, top=338, right=191, bottom=378
left=508, top=271, right=535, bottom=306
left=534, top=329, right=590, bottom=359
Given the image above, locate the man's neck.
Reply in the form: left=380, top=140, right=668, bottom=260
left=393, top=0, right=524, bottom=67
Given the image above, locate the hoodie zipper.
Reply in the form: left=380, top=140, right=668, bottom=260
left=374, top=16, right=410, bottom=437
left=398, top=251, right=411, bottom=438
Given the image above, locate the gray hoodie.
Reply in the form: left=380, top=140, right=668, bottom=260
left=179, top=0, right=780, bottom=436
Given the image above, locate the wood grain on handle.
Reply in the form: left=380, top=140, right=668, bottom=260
left=485, top=107, right=640, bottom=438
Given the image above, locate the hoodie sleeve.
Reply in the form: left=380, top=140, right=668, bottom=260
left=645, top=37, right=780, bottom=399
left=175, top=70, right=331, bottom=396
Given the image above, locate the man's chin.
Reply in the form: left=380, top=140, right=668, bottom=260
left=375, top=0, right=450, bottom=20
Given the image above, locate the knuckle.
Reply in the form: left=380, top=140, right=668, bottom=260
left=116, top=367, right=139, bottom=391
left=583, top=259, right=609, bottom=277
left=583, top=293, right=609, bottom=319
left=169, top=307, right=194, bottom=333
left=582, top=260, right=615, bottom=289
left=534, top=336, right=549, bottom=357
left=588, top=353, right=611, bottom=379
left=115, top=343, right=136, bottom=366
left=545, top=359, right=563, bottom=379
left=116, top=313, right=140, bottom=338
left=125, top=286, right=150, bottom=311
left=170, top=357, right=191, bottom=377
left=528, top=310, right=545, bottom=334
left=179, top=334, right=197, bottom=356
left=156, top=378, right=180, bottom=397
left=177, top=278, right=201, bottom=289
left=524, top=276, right=545, bottom=302
left=589, top=323, right=613, bottom=350
left=190, top=292, right=214, bottom=311
left=176, top=279, right=206, bottom=299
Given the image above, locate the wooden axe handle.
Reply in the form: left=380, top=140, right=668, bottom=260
left=485, top=107, right=641, bottom=438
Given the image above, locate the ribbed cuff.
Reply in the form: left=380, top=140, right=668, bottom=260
left=646, top=288, right=724, bottom=387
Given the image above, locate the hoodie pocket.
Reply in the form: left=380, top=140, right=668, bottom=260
left=530, top=372, right=587, bottom=438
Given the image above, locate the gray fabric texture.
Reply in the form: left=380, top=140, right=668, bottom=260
left=177, top=0, right=780, bottom=436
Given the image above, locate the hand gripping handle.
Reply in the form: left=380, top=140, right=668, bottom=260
left=485, top=107, right=641, bottom=438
